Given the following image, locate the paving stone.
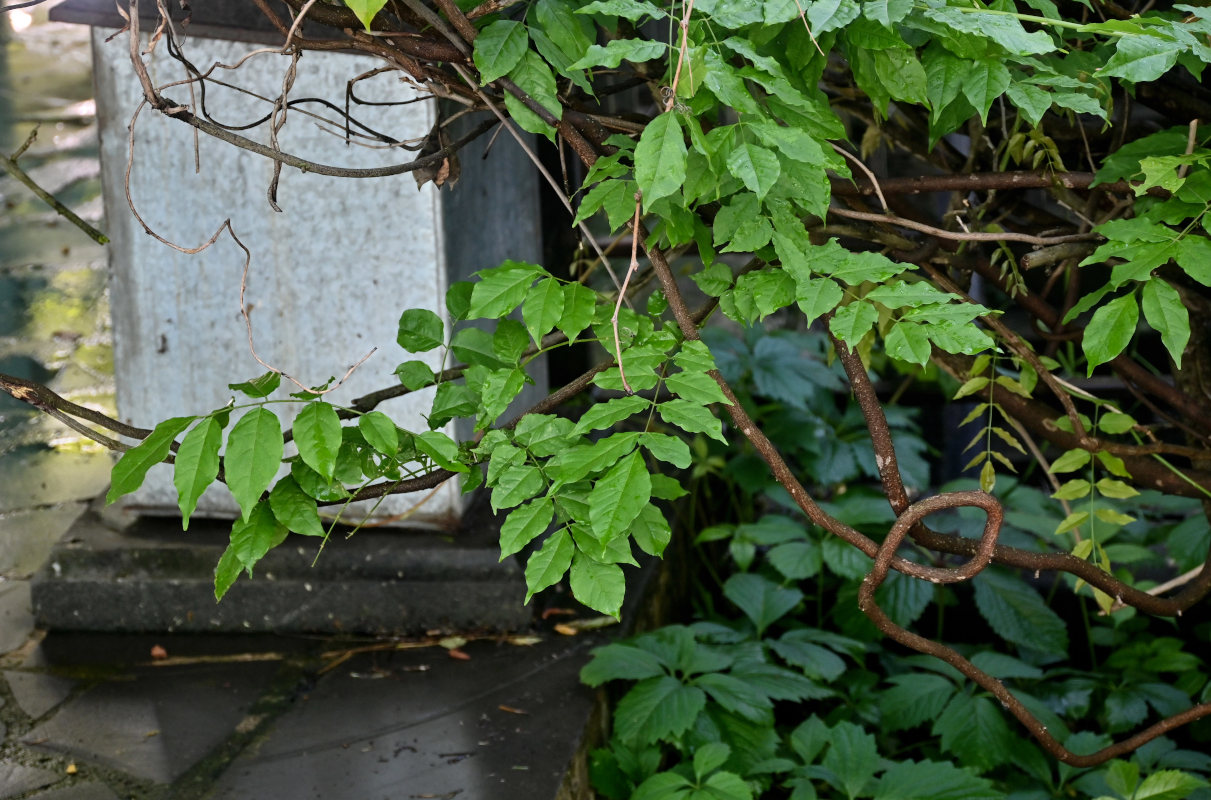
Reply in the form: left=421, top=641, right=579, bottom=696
left=208, top=637, right=600, bottom=800
left=0, top=505, right=86, bottom=580
left=0, top=761, right=60, bottom=799
left=0, top=450, right=111, bottom=513
left=23, top=661, right=278, bottom=783
left=0, top=581, right=35, bottom=655
left=3, top=670, right=77, bottom=719
left=24, top=782, right=119, bottom=800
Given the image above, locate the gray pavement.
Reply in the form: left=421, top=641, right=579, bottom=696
left=0, top=466, right=602, bottom=800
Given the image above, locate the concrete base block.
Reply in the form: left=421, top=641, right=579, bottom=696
left=31, top=509, right=532, bottom=634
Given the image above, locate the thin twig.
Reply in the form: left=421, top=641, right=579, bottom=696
left=830, top=143, right=888, bottom=212
left=0, top=150, right=109, bottom=245
left=1177, top=118, right=1200, bottom=180
left=448, top=62, right=627, bottom=299
left=612, top=196, right=643, bottom=393
left=665, top=0, right=695, bottom=111
left=828, top=205, right=1099, bottom=245
left=281, top=0, right=319, bottom=51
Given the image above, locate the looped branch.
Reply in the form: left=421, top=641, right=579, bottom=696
left=858, top=491, right=1211, bottom=767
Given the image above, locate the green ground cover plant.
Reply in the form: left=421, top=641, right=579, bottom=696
left=4, top=0, right=1211, bottom=787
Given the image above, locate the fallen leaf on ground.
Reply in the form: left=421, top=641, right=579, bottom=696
left=447, top=648, right=471, bottom=660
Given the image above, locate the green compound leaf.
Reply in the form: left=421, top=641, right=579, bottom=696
left=1141, top=278, right=1190, bottom=368
left=394, top=360, right=436, bottom=390
left=588, top=449, right=651, bottom=540
left=573, top=394, right=652, bottom=434
left=829, top=301, right=879, bottom=346
left=796, top=277, right=845, bottom=325
left=1098, top=35, right=1184, bottom=84
left=571, top=523, right=637, bottom=565
left=1051, top=479, right=1092, bottom=501
left=294, top=402, right=342, bottom=481
left=631, top=503, right=673, bottom=556
left=932, top=693, right=1016, bottom=771
left=1083, top=292, right=1139, bottom=375
left=416, top=430, right=469, bottom=473
left=665, top=371, right=730, bottom=405
left=358, top=411, right=399, bottom=456
left=342, top=0, right=388, bottom=30
left=1098, top=412, right=1137, bottom=434
left=214, top=544, right=243, bottom=601
left=558, top=282, right=598, bottom=342
left=522, top=277, right=565, bottom=345
left=575, top=0, right=667, bottom=20
left=524, top=528, right=575, bottom=602
left=397, top=308, right=444, bottom=353
left=500, top=497, right=555, bottom=560
left=472, top=20, right=528, bottom=84
left=614, top=676, right=707, bottom=745
left=972, top=568, right=1068, bottom=658
left=268, top=474, right=325, bottom=537
left=451, top=328, right=508, bottom=369
left=568, top=38, right=667, bottom=69
left=491, top=463, right=546, bottom=511
left=174, top=416, right=223, bottom=530
left=884, top=321, right=933, bottom=366
left=495, top=320, right=529, bottom=361
left=874, top=758, right=1004, bottom=800
left=822, top=721, right=880, bottom=800
left=1134, top=770, right=1210, bottom=800
left=547, top=432, right=640, bottom=486
left=640, top=432, right=691, bottom=469
left=724, top=573, right=803, bottom=636
left=469, top=261, right=544, bottom=319
left=229, top=499, right=288, bottom=573
left=429, top=382, right=478, bottom=429
left=225, top=408, right=284, bottom=521
left=634, top=112, right=687, bottom=210
left=228, top=371, right=280, bottom=399
left=658, top=399, right=726, bottom=442
left=879, top=673, right=957, bottom=731
left=477, top=367, right=528, bottom=429
left=1050, top=448, right=1091, bottom=473
left=580, top=642, right=668, bottom=686
left=809, top=0, right=861, bottom=32
left=569, top=551, right=626, bottom=617
left=504, top=50, right=562, bottom=139
left=725, top=142, right=781, bottom=201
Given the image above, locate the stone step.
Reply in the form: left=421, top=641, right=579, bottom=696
left=31, top=510, right=532, bottom=634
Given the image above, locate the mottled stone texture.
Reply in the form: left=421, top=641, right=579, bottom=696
left=91, top=27, right=543, bottom=525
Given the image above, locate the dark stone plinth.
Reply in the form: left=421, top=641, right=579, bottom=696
left=31, top=511, right=532, bottom=634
